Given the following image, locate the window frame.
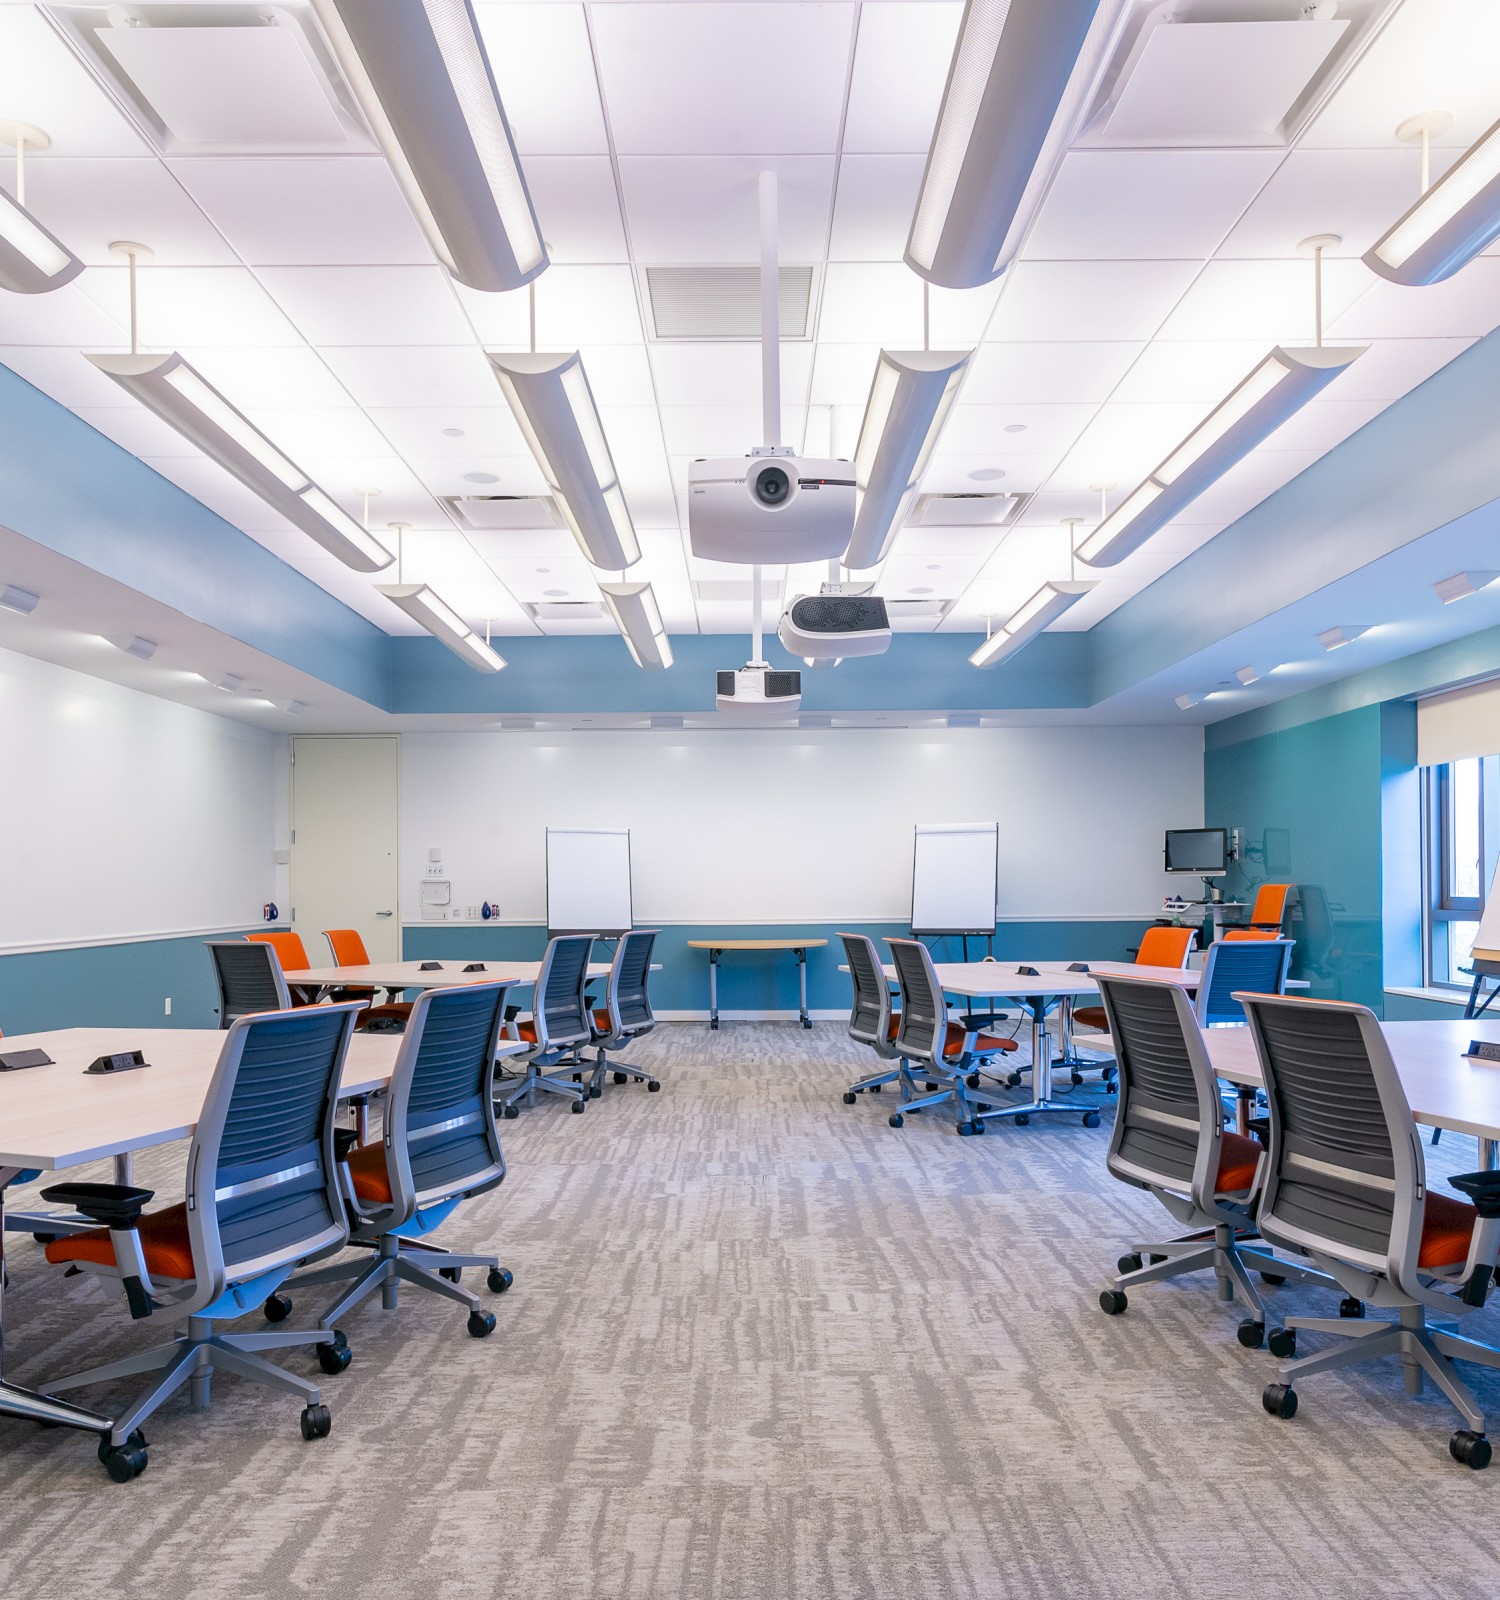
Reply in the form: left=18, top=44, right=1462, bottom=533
left=1423, top=756, right=1496, bottom=990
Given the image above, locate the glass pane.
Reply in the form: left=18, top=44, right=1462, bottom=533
left=1452, top=758, right=1483, bottom=899
left=1449, top=920, right=1480, bottom=986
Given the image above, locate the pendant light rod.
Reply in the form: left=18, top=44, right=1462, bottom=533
left=389, top=521, right=409, bottom=585
left=760, top=170, right=779, bottom=451
left=1298, top=234, right=1341, bottom=348
left=1063, top=516, right=1085, bottom=583
left=109, top=241, right=154, bottom=357
left=529, top=280, right=536, bottom=355
left=13, top=127, right=24, bottom=206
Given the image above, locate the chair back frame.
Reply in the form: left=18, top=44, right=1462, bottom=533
left=207, top=940, right=292, bottom=1028
left=527, top=934, right=595, bottom=1054
left=886, top=938, right=955, bottom=1071
left=324, top=928, right=371, bottom=967
left=595, top=930, right=658, bottom=1045
left=1194, top=937, right=1293, bottom=1028
left=839, top=932, right=897, bottom=1059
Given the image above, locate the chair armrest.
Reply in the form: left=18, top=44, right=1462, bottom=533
left=37, top=1182, right=154, bottom=1226
left=333, top=1128, right=361, bottom=1162
left=1247, top=1115, right=1272, bottom=1144
left=1448, top=1172, right=1500, bottom=1305
left=1450, top=1170, right=1500, bottom=1218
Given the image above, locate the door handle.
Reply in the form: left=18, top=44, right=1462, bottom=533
left=375, top=911, right=394, bottom=918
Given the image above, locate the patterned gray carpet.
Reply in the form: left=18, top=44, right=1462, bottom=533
left=2, top=1022, right=1499, bottom=1599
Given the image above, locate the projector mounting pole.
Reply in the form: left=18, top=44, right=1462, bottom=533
left=751, top=169, right=780, bottom=668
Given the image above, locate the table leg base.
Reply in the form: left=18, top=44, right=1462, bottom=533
left=0, top=1382, right=113, bottom=1435
left=977, top=1099, right=1103, bottom=1123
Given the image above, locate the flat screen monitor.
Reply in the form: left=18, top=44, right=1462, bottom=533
left=1164, top=827, right=1228, bottom=876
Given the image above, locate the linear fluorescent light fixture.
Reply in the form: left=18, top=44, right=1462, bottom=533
left=309, top=0, right=545, bottom=291
left=907, top=0, right=1126, bottom=288
left=968, top=579, right=1094, bottom=668
left=0, top=186, right=83, bottom=296
left=1366, top=114, right=1500, bottom=286
left=1433, top=571, right=1500, bottom=604
left=85, top=352, right=394, bottom=573
left=1076, top=346, right=1366, bottom=568
left=845, top=349, right=973, bottom=569
left=0, top=583, right=39, bottom=614
left=490, top=352, right=640, bottom=572
left=379, top=583, right=507, bottom=673
left=118, top=635, right=157, bottom=661
left=598, top=581, right=672, bottom=671
left=1234, top=665, right=1260, bottom=686
left=1317, top=625, right=1370, bottom=652
left=1175, top=693, right=1205, bottom=711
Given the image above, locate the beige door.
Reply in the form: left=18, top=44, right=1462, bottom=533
left=291, top=736, right=400, bottom=963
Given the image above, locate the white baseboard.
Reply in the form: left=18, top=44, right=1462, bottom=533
left=654, top=1009, right=846, bottom=1024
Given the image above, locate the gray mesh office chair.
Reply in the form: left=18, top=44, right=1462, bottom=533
left=584, top=929, right=661, bottom=1098
left=884, top=937, right=1018, bottom=1137
left=207, top=938, right=291, bottom=1026
left=494, top=934, right=594, bottom=1117
left=1242, top=992, right=1500, bottom=1468
left=270, top=982, right=515, bottom=1339
left=38, top=1002, right=363, bottom=1480
left=838, top=932, right=908, bottom=1104
left=1093, top=974, right=1322, bottom=1344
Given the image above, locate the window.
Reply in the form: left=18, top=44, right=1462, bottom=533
left=1424, top=755, right=1500, bottom=987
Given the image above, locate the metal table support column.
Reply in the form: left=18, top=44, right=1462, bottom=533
left=708, top=949, right=720, bottom=1030
left=796, top=947, right=811, bottom=1029
left=977, top=998, right=1099, bottom=1127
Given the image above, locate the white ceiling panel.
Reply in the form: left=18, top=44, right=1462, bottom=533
left=484, top=553, right=602, bottom=604
left=590, top=3, right=856, bottom=155
left=964, top=342, right=1146, bottom=406
left=983, top=261, right=1203, bottom=343
left=182, top=346, right=354, bottom=409
left=167, top=157, right=429, bottom=266
left=1025, top=152, right=1282, bottom=261
left=525, top=157, right=629, bottom=262
left=22, top=158, right=237, bottom=266
left=407, top=456, right=549, bottom=498
left=808, top=344, right=882, bottom=407
left=77, top=403, right=215, bottom=459
left=1109, top=339, right=1281, bottom=405
left=318, top=347, right=503, bottom=410
left=1068, top=402, right=1218, bottom=468
left=828, top=156, right=926, bottom=261
left=534, top=266, right=644, bottom=344
left=366, top=406, right=529, bottom=459
left=136, top=454, right=296, bottom=536
left=1255, top=396, right=1389, bottom=454
left=841, top=1, right=962, bottom=154
left=1153, top=256, right=1368, bottom=344
left=619, top=156, right=835, bottom=262
left=78, top=266, right=302, bottom=347
left=239, top=407, right=395, bottom=459
left=595, top=405, right=671, bottom=466
left=880, top=549, right=990, bottom=599
left=651, top=341, right=814, bottom=408
left=926, top=281, right=1005, bottom=344
left=464, top=527, right=584, bottom=564
left=0, top=283, right=124, bottom=347
left=918, top=454, right=1061, bottom=494
left=936, top=404, right=1096, bottom=458
left=0, top=8, right=150, bottom=157
left=574, top=344, right=657, bottom=406
left=474, top=2, right=610, bottom=156
left=1328, top=262, right=1500, bottom=341
left=255, top=266, right=474, bottom=346
left=658, top=405, right=807, bottom=458
left=817, top=263, right=924, bottom=344
left=0, top=344, right=141, bottom=409
left=1324, top=337, right=1472, bottom=401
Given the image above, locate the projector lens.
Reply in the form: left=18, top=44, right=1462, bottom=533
left=754, top=465, right=790, bottom=506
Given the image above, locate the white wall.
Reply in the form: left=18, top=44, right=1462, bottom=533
left=0, top=647, right=282, bottom=951
left=401, top=725, right=1205, bottom=925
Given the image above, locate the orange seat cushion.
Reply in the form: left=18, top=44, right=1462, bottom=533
left=515, top=1020, right=537, bottom=1043
left=886, top=1012, right=900, bottom=1040
left=45, top=1202, right=196, bottom=1281
left=1072, top=1005, right=1107, bottom=1032
left=593, top=1009, right=611, bottom=1032
left=345, top=1142, right=393, bottom=1204
left=1418, top=1191, right=1479, bottom=1269
left=1213, top=1130, right=1264, bottom=1194
left=941, top=1022, right=1017, bottom=1058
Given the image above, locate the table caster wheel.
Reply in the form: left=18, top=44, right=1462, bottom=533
left=1117, top=1253, right=1142, bottom=1275
left=647, top=1079, right=661, bottom=1092
left=612, top=1071, right=628, bottom=1084
left=1082, top=1111, right=1101, bottom=1129
left=1451, top=1430, right=1492, bottom=1469
left=570, top=1099, right=586, bottom=1114
left=888, top=1113, right=904, bottom=1128
left=487, top=1266, right=513, bottom=1294
left=1013, top=1114, right=1030, bottom=1126
left=1260, top=1271, right=1287, bottom=1285
left=1262, top=1383, right=1297, bottom=1419
left=99, top=1439, right=148, bottom=1481
left=1267, top=1327, right=1297, bottom=1360
left=1070, top=1070, right=1084, bottom=1086
left=965, top=1073, right=980, bottom=1089
left=300, top=1404, right=332, bottom=1440
left=842, top=1091, right=857, bottom=1105
left=1099, top=1289, right=1127, bottom=1315
left=924, top=1082, right=939, bottom=1092
left=439, top=1266, right=462, bottom=1284
left=869, top=1083, right=882, bottom=1093
left=468, top=1309, right=496, bottom=1338
left=31, top=1232, right=58, bottom=1245
left=264, top=1292, right=293, bottom=1323
left=317, top=1332, right=352, bottom=1375
left=1339, top=1296, right=1364, bottom=1318
left=1006, top=1072, right=1023, bottom=1089
left=1237, top=1319, right=1265, bottom=1350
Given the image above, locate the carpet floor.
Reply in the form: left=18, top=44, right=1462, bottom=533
left=2, top=1021, right=1498, bottom=1599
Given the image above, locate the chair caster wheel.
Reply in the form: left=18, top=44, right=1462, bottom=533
left=1259, top=1271, right=1287, bottom=1285
left=1013, top=1114, right=1030, bottom=1126
left=570, top=1099, right=586, bottom=1114
left=842, top=1092, right=857, bottom=1105
left=589, top=1085, right=602, bottom=1099
left=1082, top=1111, right=1101, bottom=1129
left=300, top=1404, right=332, bottom=1440
left=613, top=1071, right=628, bottom=1084
left=1099, top=1289, right=1127, bottom=1315
left=959, top=1119, right=984, bottom=1136
left=1262, top=1383, right=1297, bottom=1419
left=1237, top=1319, right=1265, bottom=1350
left=647, top=1079, right=660, bottom=1092
left=467, top=1309, right=497, bottom=1339
left=965, top=1073, right=980, bottom=1089
left=99, top=1440, right=148, bottom=1481
left=572, top=1072, right=583, bottom=1082
left=31, top=1232, right=58, bottom=1245
left=487, top=1266, right=513, bottom=1294
left=317, top=1333, right=352, bottom=1375
left=1267, top=1327, right=1297, bottom=1360
left=1006, top=1073, right=1023, bottom=1089
left=501, top=1103, right=520, bottom=1119
left=924, top=1082, right=939, bottom=1092
left=869, top=1083, right=882, bottom=1093
left=439, top=1266, right=462, bottom=1283
left=1451, top=1430, right=1492, bottom=1469
left=1070, top=1070, right=1084, bottom=1086
left=888, top=1113, right=904, bottom=1128
left=264, top=1293, right=293, bottom=1323
left=1339, top=1296, right=1364, bottom=1318
left=1117, top=1253, right=1142, bottom=1275
left=1105, top=1082, right=1118, bottom=1095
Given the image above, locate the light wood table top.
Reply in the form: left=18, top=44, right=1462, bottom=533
left=0, top=1026, right=524, bottom=1172
left=848, top=960, right=1203, bottom=999
left=1204, top=1017, right=1500, bottom=1143
left=687, top=939, right=828, bottom=951
left=297, top=959, right=614, bottom=989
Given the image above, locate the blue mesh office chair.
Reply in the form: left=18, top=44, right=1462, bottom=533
left=584, top=929, right=661, bottom=1097
left=494, top=934, right=594, bottom=1117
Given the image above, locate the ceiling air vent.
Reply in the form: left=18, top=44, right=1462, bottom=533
left=885, top=599, right=950, bottom=621
left=645, top=266, right=815, bottom=341
left=444, top=495, right=564, bottom=531
left=911, top=492, right=1025, bottom=527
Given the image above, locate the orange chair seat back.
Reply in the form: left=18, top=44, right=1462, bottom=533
left=246, top=930, right=311, bottom=972
left=1136, top=925, right=1195, bottom=969
left=325, top=928, right=370, bottom=967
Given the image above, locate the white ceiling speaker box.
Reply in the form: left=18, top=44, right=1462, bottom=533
left=778, top=589, right=892, bottom=660
left=688, top=453, right=854, bottom=563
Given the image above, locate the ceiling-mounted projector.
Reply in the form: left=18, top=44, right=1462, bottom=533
left=778, top=586, right=891, bottom=660
left=716, top=663, right=801, bottom=716
left=689, top=450, right=854, bottom=563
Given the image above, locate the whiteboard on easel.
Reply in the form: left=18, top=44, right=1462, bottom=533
left=546, top=828, right=633, bottom=936
left=1470, top=859, right=1500, bottom=963
left=912, top=824, right=998, bottom=936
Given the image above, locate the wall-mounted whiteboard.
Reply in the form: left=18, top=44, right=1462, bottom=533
left=546, top=828, right=633, bottom=936
left=912, top=823, right=998, bottom=935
